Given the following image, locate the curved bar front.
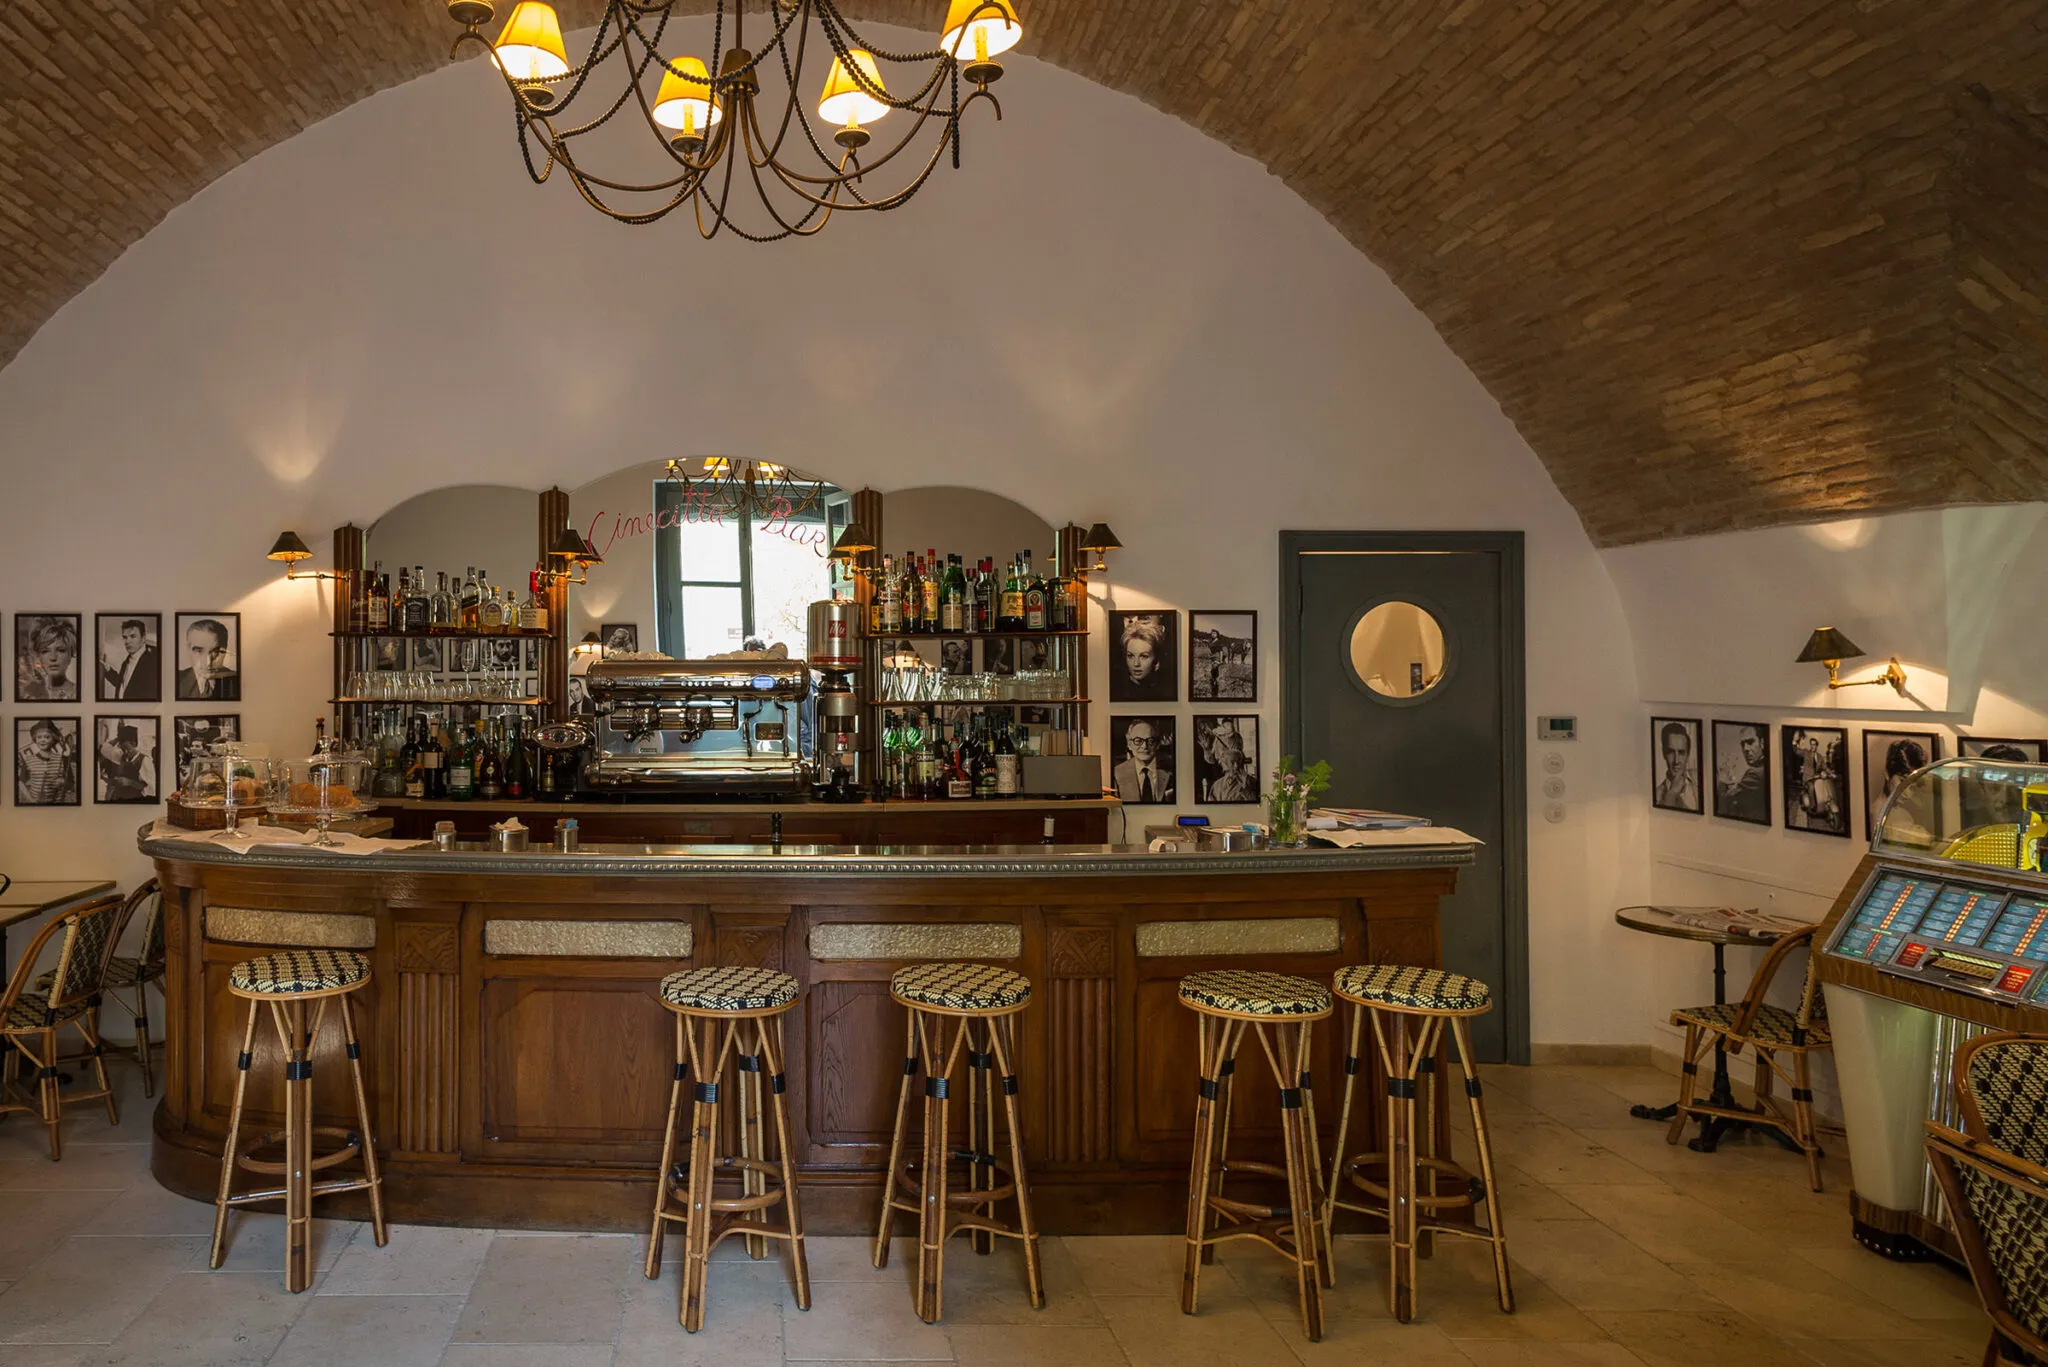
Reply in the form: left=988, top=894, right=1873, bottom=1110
left=145, top=830, right=1476, bottom=1233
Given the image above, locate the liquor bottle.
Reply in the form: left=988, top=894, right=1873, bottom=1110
left=460, top=568, right=482, bottom=630
left=393, top=567, right=411, bottom=630
left=401, top=566, right=428, bottom=630
left=961, top=557, right=980, bottom=633
left=522, top=571, right=549, bottom=632
left=946, top=724, right=973, bottom=799
left=900, top=553, right=919, bottom=631
left=922, top=548, right=941, bottom=629
left=941, top=555, right=967, bottom=632
left=445, top=723, right=476, bottom=800
left=481, top=586, right=507, bottom=633
left=431, top=571, right=457, bottom=629
left=477, top=721, right=505, bottom=800
left=975, top=715, right=999, bottom=797
left=421, top=721, right=447, bottom=799
left=401, top=716, right=426, bottom=799
left=1024, top=553, right=1047, bottom=630
left=879, top=555, right=902, bottom=633
left=914, top=712, right=939, bottom=799
left=999, top=556, right=1025, bottom=629
left=974, top=561, right=995, bottom=633
left=504, top=717, right=529, bottom=799
left=313, top=716, right=328, bottom=753
left=367, top=562, right=390, bottom=629
left=995, top=715, right=1019, bottom=796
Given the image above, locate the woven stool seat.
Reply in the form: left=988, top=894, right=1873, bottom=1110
left=1179, top=969, right=1331, bottom=1018
left=660, top=966, right=800, bottom=1013
left=1334, top=964, right=1491, bottom=1014
left=3, top=991, right=85, bottom=1032
left=890, top=962, right=1031, bottom=1013
left=228, top=950, right=369, bottom=996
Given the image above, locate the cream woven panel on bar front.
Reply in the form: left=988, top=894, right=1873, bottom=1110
left=809, top=923, right=1023, bottom=962
left=206, top=907, right=376, bottom=950
left=1135, top=917, right=1340, bottom=959
left=484, top=920, right=694, bottom=959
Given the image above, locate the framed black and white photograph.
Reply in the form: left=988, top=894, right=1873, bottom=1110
left=1016, top=638, right=1050, bottom=672
left=1782, top=724, right=1851, bottom=838
left=1650, top=716, right=1703, bottom=814
left=566, top=677, right=590, bottom=714
left=451, top=638, right=483, bottom=674
left=95, top=613, right=162, bottom=702
left=601, top=622, right=639, bottom=655
left=489, top=638, right=521, bottom=670
left=1019, top=706, right=1054, bottom=727
left=93, top=715, right=161, bottom=805
left=1192, top=715, right=1260, bottom=804
left=1711, top=720, right=1771, bottom=826
left=982, top=637, right=1016, bottom=676
left=1958, top=736, right=2045, bottom=762
left=1109, top=714, right=1176, bottom=804
left=1110, top=610, right=1178, bottom=703
left=173, top=715, right=240, bottom=792
left=522, top=676, right=539, bottom=701
left=1863, top=729, right=1942, bottom=842
left=524, top=638, right=543, bottom=672
left=174, top=612, right=241, bottom=701
left=15, top=716, right=81, bottom=807
left=15, top=612, right=82, bottom=701
left=411, top=637, right=444, bottom=672
left=372, top=637, right=405, bottom=672
left=938, top=639, right=973, bottom=676
left=1189, top=611, right=1256, bottom=702
left=1958, top=736, right=2044, bottom=831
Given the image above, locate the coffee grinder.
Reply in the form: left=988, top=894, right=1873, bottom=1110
left=806, top=597, right=863, bottom=800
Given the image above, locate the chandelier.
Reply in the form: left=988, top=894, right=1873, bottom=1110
left=662, top=456, right=829, bottom=521
left=445, top=0, right=1023, bottom=240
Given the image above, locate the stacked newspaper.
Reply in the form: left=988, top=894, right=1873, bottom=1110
left=1306, top=808, right=1433, bottom=831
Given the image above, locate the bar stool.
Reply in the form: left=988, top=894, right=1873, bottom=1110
left=211, top=949, right=387, bottom=1292
left=646, top=966, right=810, bottom=1333
left=1324, top=964, right=1511, bottom=1323
left=872, top=962, right=1042, bottom=1324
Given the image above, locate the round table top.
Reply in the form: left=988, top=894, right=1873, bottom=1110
left=1613, top=904, right=1810, bottom=946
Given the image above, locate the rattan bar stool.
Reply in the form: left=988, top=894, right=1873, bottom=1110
left=1178, top=969, right=1334, bottom=1342
left=872, top=962, right=1043, bottom=1324
left=211, top=949, right=388, bottom=1293
left=645, top=966, right=811, bottom=1333
left=1324, top=964, right=1511, bottom=1323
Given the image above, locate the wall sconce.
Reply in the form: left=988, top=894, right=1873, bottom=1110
left=266, top=530, right=344, bottom=582
left=1079, top=523, right=1123, bottom=572
left=829, top=522, right=878, bottom=581
left=538, top=527, right=604, bottom=585
left=1797, top=626, right=1907, bottom=694
left=575, top=631, right=603, bottom=657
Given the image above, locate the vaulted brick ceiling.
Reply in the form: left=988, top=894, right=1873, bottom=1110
left=3, top=2, right=2045, bottom=544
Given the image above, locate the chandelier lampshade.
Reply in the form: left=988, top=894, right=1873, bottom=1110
left=941, top=0, right=1023, bottom=63
left=492, top=2, right=569, bottom=82
left=817, top=51, right=891, bottom=131
left=652, top=56, right=721, bottom=141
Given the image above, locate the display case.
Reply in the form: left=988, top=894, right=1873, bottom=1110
left=1814, top=757, right=2048, bottom=1262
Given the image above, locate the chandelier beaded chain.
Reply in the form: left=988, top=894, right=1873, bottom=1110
left=445, top=0, right=1023, bottom=240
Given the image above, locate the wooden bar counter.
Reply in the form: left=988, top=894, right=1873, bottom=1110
left=143, top=828, right=1477, bottom=1234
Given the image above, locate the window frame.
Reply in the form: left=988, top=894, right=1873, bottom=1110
left=653, top=481, right=849, bottom=658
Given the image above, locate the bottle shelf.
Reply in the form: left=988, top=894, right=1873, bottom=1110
left=334, top=628, right=554, bottom=640
left=333, top=696, right=550, bottom=706
left=868, top=629, right=1087, bottom=640
left=868, top=698, right=1087, bottom=707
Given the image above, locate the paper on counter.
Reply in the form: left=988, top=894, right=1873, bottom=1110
left=1309, top=826, right=1483, bottom=850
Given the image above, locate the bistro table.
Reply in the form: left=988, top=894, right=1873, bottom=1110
left=1616, top=904, right=1815, bottom=1152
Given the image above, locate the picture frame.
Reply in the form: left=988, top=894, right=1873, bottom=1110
left=489, top=638, right=521, bottom=670
left=173, top=714, right=240, bottom=792
left=1192, top=715, right=1260, bottom=804
left=601, top=622, right=639, bottom=655
left=1109, top=714, right=1176, bottom=804
left=1957, top=736, right=2044, bottom=832
left=1863, top=729, right=1943, bottom=842
left=1782, top=724, right=1851, bottom=838
left=1958, top=736, right=2045, bottom=762
left=937, top=638, right=974, bottom=676
left=524, top=638, right=542, bottom=672
left=1109, top=610, right=1179, bottom=703
left=1189, top=611, right=1257, bottom=703
left=411, top=637, right=444, bottom=673
left=1650, top=716, right=1704, bottom=814
left=982, top=637, right=1016, bottom=677
left=15, top=716, right=82, bottom=807
left=1710, top=720, right=1771, bottom=826
left=93, top=715, right=162, bottom=805
left=94, top=612, right=163, bottom=702
left=173, top=611, right=242, bottom=701
left=371, top=637, right=405, bottom=672
left=15, top=612, right=83, bottom=702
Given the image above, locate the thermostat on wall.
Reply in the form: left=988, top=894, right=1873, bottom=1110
left=1537, top=716, right=1578, bottom=742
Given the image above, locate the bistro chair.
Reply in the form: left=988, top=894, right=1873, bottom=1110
left=873, top=962, right=1043, bottom=1324
left=1324, top=964, right=1512, bottom=1324
left=1178, top=969, right=1332, bottom=1341
left=645, top=965, right=811, bottom=1333
left=211, top=949, right=388, bottom=1292
left=38, top=879, right=167, bottom=1096
left=1663, top=926, right=1830, bottom=1189
left=0, top=894, right=123, bottom=1160
left=1925, top=1032, right=2048, bottom=1367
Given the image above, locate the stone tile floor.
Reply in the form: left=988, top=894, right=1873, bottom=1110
left=0, top=1059, right=1994, bottom=1365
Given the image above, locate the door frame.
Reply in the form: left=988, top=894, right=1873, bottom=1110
left=1278, top=530, right=1530, bottom=1064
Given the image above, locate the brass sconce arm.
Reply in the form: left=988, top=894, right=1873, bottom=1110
left=1797, top=626, right=1907, bottom=695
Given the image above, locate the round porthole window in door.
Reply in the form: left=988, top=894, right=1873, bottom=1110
left=1349, top=601, right=1448, bottom=701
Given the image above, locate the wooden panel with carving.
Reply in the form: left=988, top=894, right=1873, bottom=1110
left=477, top=977, right=673, bottom=1159
left=1043, top=922, right=1115, bottom=1166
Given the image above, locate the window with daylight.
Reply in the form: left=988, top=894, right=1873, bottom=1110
left=653, top=481, right=849, bottom=659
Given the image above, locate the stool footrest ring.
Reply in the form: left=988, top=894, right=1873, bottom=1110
left=233, top=1126, right=364, bottom=1177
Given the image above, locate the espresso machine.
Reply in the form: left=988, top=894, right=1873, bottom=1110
left=807, top=597, right=863, bottom=801
left=573, top=658, right=812, bottom=796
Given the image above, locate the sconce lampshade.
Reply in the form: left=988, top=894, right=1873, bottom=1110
left=651, top=56, right=722, bottom=139
left=830, top=522, right=877, bottom=559
left=494, top=1, right=570, bottom=81
left=940, top=0, right=1023, bottom=62
left=550, top=526, right=601, bottom=565
left=266, top=530, right=313, bottom=563
left=818, top=50, right=890, bottom=128
left=577, top=631, right=603, bottom=654
left=1796, top=626, right=1865, bottom=666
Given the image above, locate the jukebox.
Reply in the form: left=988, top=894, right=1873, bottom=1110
left=1816, top=756, right=2048, bottom=1261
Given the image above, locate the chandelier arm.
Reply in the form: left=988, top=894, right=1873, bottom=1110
left=550, top=27, right=664, bottom=141
left=514, top=102, right=562, bottom=184
left=553, top=143, right=703, bottom=224
left=813, top=10, right=950, bottom=112
left=760, top=80, right=955, bottom=188
left=517, top=8, right=629, bottom=116
left=808, top=0, right=949, bottom=65
left=522, top=112, right=703, bottom=192
left=734, top=102, right=836, bottom=236
left=768, top=127, right=953, bottom=213
left=615, top=0, right=808, bottom=94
